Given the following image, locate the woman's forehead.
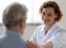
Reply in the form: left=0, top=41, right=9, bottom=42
left=42, top=7, right=55, bottom=14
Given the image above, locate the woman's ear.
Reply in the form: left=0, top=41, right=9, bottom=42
left=54, top=14, right=58, bottom=21
left=55, top=14, right=58, bottom=18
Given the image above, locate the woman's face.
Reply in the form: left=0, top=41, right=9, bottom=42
left=41, top=7, right=57, bottom=25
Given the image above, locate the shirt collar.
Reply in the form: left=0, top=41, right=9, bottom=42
left=41, top=23, right=58, bottom=33
left=46, top=23, right=58, bottom=34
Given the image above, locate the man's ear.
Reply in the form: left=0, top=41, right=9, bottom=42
left=19, top=21, right=23, bottom=28
left=55, top=14, right=58, bottom=18
left=19, top=20, right=26, bottom=28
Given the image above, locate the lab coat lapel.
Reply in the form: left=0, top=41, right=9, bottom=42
left=43, top=23, right=57, bottom=42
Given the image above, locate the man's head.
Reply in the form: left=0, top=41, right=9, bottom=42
left=3, top=2, right=28, bottom=33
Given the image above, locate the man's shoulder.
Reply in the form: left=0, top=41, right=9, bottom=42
left=0, top=34, right=27, bottom=48
left=0, top=34, right=6, bottom=47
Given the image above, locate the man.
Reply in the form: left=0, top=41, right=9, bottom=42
left=0, top=2, right=28, bottom=48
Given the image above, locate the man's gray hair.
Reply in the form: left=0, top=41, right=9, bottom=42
left=2, top=2, right=28, bottom=27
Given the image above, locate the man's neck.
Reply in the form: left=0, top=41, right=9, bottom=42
left=8, top=27, right=22, bottom=33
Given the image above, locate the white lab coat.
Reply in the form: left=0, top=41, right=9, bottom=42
left=30, top=23, right=66, bottom=48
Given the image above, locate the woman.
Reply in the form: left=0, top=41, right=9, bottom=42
left=27, top=1, right=66, bottom=48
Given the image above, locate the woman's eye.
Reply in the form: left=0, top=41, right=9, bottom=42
left=48, top=14, right=52, bottom=17
left=42, top=12, right=45, bottom=16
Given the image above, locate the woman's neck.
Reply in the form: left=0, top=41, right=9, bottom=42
left=45, top=22, right=55, bottom=35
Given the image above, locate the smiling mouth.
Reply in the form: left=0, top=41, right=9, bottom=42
left=44, top=20, right=50, bottom=22
left=43, top=20, right=51, bottom=24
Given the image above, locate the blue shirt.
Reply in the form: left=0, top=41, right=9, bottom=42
left=0, top=29, right=27, bottom=48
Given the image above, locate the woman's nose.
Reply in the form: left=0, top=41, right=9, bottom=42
left=42, top=15, right=48, bottom=20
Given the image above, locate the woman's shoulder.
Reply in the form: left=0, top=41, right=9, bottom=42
left=35, top=25, right=44, bottom=32
left=54, top=24, right=66, bottom=35
left=37, top=24, right=44, bottom=28
left=56, top=24, right=66, bottom=32
left=37, top=24, right=45, bottom=30
left=33, top=25, right=45, bottom=35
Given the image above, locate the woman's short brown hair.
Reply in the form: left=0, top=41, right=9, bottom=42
left=39, top=1, right=63, bottom=22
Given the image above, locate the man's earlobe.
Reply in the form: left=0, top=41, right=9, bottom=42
left=19, top=22, right=23, bottom=28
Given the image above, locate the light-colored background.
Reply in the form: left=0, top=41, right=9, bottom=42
left=0, top=0, right=66, bottom=41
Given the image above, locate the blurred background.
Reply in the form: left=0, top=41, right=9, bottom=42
left=0, top=0, right=66, bottom=40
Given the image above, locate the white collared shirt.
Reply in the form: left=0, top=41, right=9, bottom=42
left=30, top=23, right=66, bottom=48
